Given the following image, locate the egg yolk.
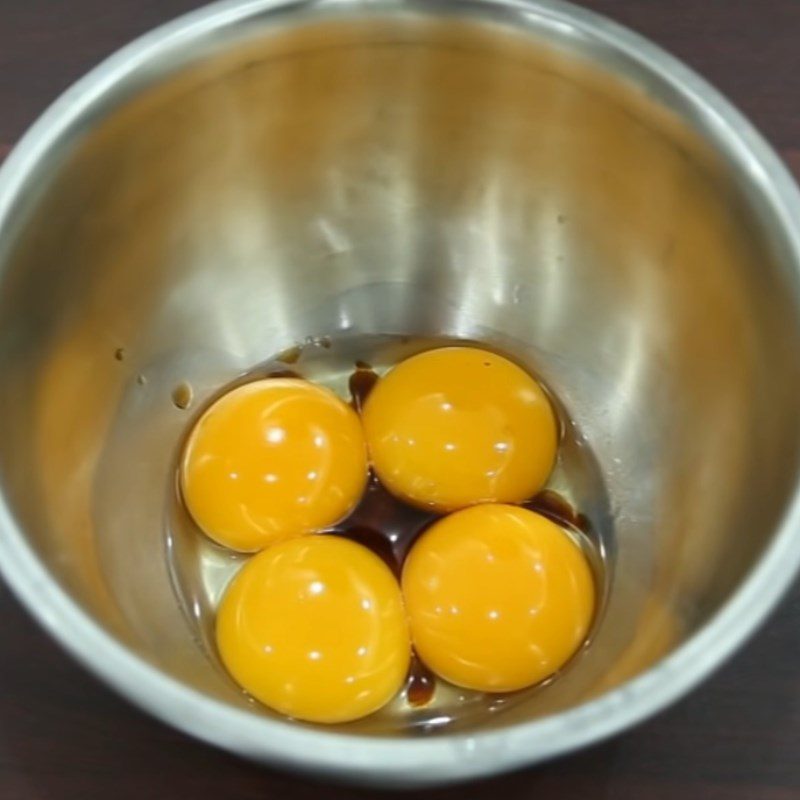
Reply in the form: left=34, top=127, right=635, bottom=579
left=216, top=536, right=410, bottom=723
left=402, top=504, right=595, bottom=692
left=180, top=379, right=367, bottom=552
left=361, top=347, right=558, bottom=512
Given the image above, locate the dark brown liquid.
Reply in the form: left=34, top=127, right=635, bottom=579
left=332, top=523, right=399, bottom=576
left=524, top=489, right=593, bottom=537
left=406, top=656, right=437, bottom=707
left=263, top=368, right=302, bottom=380
left=329, top=474, right=437, bottom=577
left=348, top=362, right=380, bottom=414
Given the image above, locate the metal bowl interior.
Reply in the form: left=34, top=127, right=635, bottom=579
left=0, top=0, right=799, bottom=787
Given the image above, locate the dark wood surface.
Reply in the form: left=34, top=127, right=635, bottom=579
left=1, top=1, right=799, bottom=797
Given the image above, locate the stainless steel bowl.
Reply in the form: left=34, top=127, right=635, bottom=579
left=1, top=0, right=799, bottom=787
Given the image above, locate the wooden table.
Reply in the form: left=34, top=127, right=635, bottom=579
left=1, top=1, right=799, bottom=797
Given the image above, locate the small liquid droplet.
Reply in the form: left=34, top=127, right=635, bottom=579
left=172, top=382, right=193, bottom=410
left=276, top=345, right=302, bottom=365
left=406, top=656, right=436, bottom=707
left=114, top=347, right=125, bottom=361
left=136, top=374, right=147, bottom=386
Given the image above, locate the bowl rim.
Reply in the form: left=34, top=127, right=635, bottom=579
left=1, top=0, right=800, bottom=787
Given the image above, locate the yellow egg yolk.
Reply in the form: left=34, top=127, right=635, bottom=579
left=180, top=379, right=367, bottom=552
left=402, top=504, right=595, bottom=692
left=216, top=536, right=410, bottom=723
left=361, top=347, right=558, bottom=511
